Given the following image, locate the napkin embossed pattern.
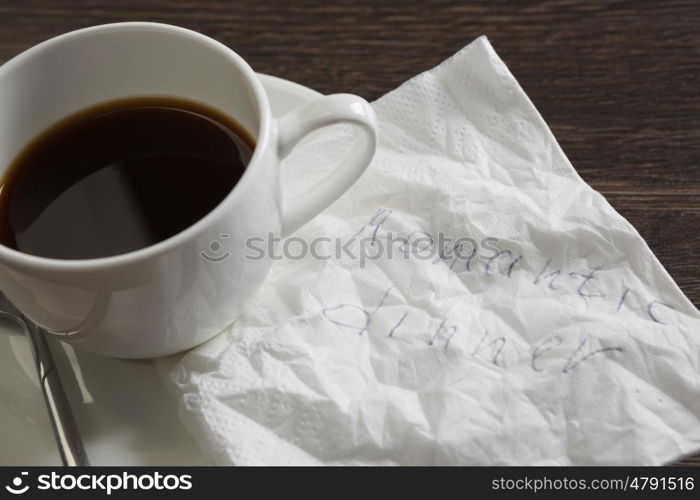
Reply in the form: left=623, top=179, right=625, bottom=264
left=164, top=37, right=700, bottom=465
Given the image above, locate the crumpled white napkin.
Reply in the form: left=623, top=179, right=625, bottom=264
left=162, top=36, right=700, bottom=465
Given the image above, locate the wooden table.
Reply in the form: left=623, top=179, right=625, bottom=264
left=0, top=0, right=697, bottom=466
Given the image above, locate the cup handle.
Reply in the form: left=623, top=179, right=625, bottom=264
left=275, top=94, right=378, bottom=236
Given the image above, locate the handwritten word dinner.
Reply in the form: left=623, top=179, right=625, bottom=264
left=320, top=209, right=680, bottom=373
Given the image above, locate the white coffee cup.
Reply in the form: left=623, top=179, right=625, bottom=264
left=0, top=22, right=378, bottom=358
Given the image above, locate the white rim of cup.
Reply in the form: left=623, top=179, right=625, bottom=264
left=0, top=22, right=271, bottom=272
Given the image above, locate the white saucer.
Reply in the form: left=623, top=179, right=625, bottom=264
left=0, top=74, right=322, bottom=466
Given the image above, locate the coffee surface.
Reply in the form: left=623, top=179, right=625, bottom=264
left=0, top=97, right=254, bottom=260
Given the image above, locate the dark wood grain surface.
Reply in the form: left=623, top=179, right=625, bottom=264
left=0, top=0, right=697, bottom=466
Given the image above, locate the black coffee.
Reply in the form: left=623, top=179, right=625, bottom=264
left=0, top=97, right=254, bottom=259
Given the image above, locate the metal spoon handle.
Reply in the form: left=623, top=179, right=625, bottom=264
left=0, top=292, right=88, bottom=466
left=23, top=318, right=89, bottom=466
